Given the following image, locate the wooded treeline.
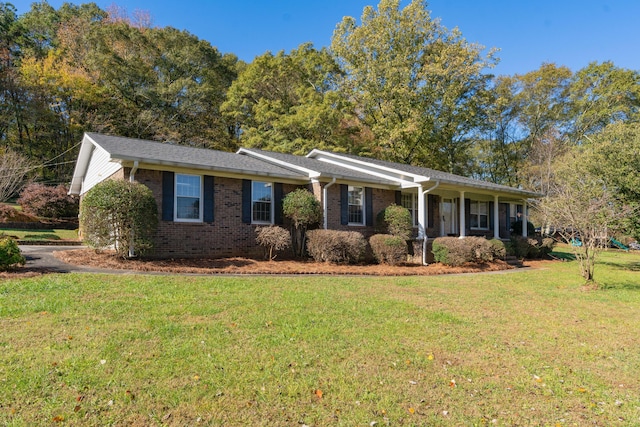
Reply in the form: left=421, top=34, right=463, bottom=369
left=1, top=0, right=639, bottom=202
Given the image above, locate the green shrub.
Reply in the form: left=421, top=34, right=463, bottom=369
left=382, top=204, right=413, bottom=239
left=283, top=188, right=322, bottom=257
left=256, top=226, right=291, bottom=260
left=18, top=183, right=79, bottom=218
left=509, top=235, right=556, bottom=259
left=432, top=236, right=495, bottom=266
left=306, top=229, right=366, bottom=264
left=80, top=180, right=158, bottom=258
left=489, top=238, right=506, bottom=259
left=369, top=234, right=408, bottom=265
left=0, top=236, right=25, bottom=270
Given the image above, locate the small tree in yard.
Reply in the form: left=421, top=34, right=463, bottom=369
left=256, top=226, right=291, bottom=260
left=282, top=188, right=322, bottom=256
left=80, top=180, right=158, bottom=258
left=540, top=148, right=632, bottom=284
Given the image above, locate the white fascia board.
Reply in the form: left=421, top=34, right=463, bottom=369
left=307, top=149, right=429, bottom=183
left=69, top=133, right=110, bottom=194
left=237, top=148, right=321, bottom=179
left=312, top=156, right=416, bottom=188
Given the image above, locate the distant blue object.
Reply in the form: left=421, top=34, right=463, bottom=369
left=610, top=238, right=629, bottom=251
left=570, top=238, right=582, bottom=247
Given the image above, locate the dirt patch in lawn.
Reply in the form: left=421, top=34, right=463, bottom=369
left=49, top=248, right=533, bottom=276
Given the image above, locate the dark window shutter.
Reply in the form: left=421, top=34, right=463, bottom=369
left=488, top=201, right=494, bottom=231
left=162, top=171, right=174, bottom=221
left=395, top=190, right=402, bottom=205
left=365, top=187, right=373, bottom=226
left=428, top=194, right=436, bottom=228
left=464, top=198, right=471, bottom=234
left=203, top=175, right=214, bottom=223
left=242, top=179, right=252, bottom=224
left=340, top=184, right=348, bottom=225
left=274, top=182, right=284, bottom=225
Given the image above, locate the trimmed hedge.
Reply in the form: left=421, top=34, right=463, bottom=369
left=306, top=229, right=366, bottom=264
left=432, top=236, right=495, bottom=266
left=380, top=204, right=413, bottom=239
left=0, top=236, right=25, bottom=270
left=370, top=234, right=408, bottom=265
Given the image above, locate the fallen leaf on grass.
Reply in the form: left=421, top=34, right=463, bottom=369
left=408, top=407, right=415, bottom=414
left=314, top=389, right=323, bottom=399
left=52, top=415, right=64, bottom=422
left=74, top=405, right=81, bottom=412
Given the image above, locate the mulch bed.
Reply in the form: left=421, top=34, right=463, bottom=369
left=51, top=248, right=522, bottom=276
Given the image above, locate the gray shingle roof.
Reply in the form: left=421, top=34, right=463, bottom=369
left=86, top=133, right=302, bottom=178
left=316, top=151, right=541, bottom=197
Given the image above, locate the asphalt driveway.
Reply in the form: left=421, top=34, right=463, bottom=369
left=19, top=245, right=135, bottom=274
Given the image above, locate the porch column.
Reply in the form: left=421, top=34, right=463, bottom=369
left=417, top=185, right=426, bottom=239
left=494, top=195, right=500, bottom=239
left=459, top=191, right=466, bottom=238
left=522, top=199, right=528, bottom=237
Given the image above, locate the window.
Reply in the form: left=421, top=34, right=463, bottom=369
left=401, top=193, right=419, bottom=227
left=175, top=174, right=202, bottom=221
left=470, top=201, right=489, bottom=229
left=252, top=181, right=273, bottom=223
left=348, top=186, right=364, bottom=225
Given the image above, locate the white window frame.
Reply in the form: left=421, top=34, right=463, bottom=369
left=348, top=185, right=365, bottom=226
left=174, top=173, right=203, bottom=222
left=252, top=181, right=274, bottom=224
left=470, top=200, right=489, bottom=230
left=401, top=192, right=419, bottom=227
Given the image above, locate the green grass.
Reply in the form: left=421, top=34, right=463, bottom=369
left=0, top=228, right=78, bottom=241
left=1, top=248, right=640, bottom=425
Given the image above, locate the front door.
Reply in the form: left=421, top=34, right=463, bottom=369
left=441, top=198, right=457, bottom=236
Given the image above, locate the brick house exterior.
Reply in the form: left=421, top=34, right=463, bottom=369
left=70, top=133, right=540, bottom=260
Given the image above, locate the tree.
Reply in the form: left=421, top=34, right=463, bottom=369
left=282, top=188, right=322, bottom=256
left=222, top=43, right=359, bottom=155
left=567, top=61, right=640, bottom=144
left=331, top=0, right=496, bottom=174
left=80, top=180, right=158, bottom=258
left=0, top=149, right=33, bottom=201
left=539, top=147, right=632, bottom=283
left=588, top=122, right=640, bottom=240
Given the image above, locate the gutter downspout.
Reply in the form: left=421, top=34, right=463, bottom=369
left=128, top=161, right=139, bottom=258
left=323, top=177, right=337, bottom=230
left=421, top=180, right=440, bottom=266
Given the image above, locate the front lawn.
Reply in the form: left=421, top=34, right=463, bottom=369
left=1, top=249, right=639, bottom=425
left=0, top=228, right=79, bottom=242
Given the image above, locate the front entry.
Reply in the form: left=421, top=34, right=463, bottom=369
left=441, top=198, right=457, bottom=236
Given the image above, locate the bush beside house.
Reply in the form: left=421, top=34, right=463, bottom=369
left=306, top=229, right=367, bottom=264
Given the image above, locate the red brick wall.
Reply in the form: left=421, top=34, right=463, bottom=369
left=132, top=168, right=300, bottom=259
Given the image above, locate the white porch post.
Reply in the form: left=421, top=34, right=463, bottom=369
left=459, top=191, right=466, bottom=238
left=494, top=195, right=500, bottom=239
left=522, top=199, right=528, bottom=237
left=417, top=185, right=426, bottom=239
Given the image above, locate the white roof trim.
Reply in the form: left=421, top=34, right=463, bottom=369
left=307, top=149, right=430, bottom=184
left=237, top=148, right=321, bottom=179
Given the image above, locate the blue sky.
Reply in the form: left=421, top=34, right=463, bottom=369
left=10, top=0, right=640, bottom=76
